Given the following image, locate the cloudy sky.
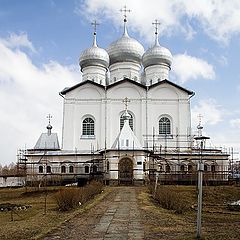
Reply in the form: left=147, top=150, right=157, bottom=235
left=0, top=0, right=240, bottom=166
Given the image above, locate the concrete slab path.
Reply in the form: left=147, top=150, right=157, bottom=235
left=43, top=187, right=144, bottom=240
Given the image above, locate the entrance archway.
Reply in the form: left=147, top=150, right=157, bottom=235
left=118, top=158, right=133, bottom=185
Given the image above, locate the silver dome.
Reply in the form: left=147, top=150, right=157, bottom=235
left=107, top=29, right=144, bottom=65
left=143, top=39, right=172, bottom=69
left=79, top=35, right=109, bottom=71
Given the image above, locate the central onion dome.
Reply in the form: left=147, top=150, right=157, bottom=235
left=79, top=33, right=109, bottom=71
left=142, top=33, right=172, bottom=69
left=107, top=23, right=144, bottom=65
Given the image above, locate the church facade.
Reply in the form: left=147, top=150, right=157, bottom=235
left=23, top=17, right=229, bottom=185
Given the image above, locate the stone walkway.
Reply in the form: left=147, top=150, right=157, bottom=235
left=43, top=187, right=144, bottom=240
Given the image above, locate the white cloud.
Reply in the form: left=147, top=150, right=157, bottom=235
left=172, top=53, right=215, bottom=83
left=77, top=0, right=240, bottom=43
left=192, top=99, right=223, bottom=127
left=1, top=32, right=36, bottom=52
left=0, top=33, right=81, bottom=165
left=230, top=119, right=240, bottom=129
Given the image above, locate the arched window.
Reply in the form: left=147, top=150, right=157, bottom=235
left=46, top=166, right=51, bottom=173
left=69, top=166, right=74, bottom=173
left=180, top=164, right=185, bottom=172
left=82, top=117, right=95, bottom=136
left=188, top=164, right=193, bottom=173
left=204, top=164, right=208, bottom=171
left=211, top=165, right=216, bottom=172
left=61, top=165, right=66, bottom=173
left=159, top=117, right=171, bottom=135
left=39, top=166, right=43, bottom=173
left=120, top=112, right=133, bottom=131
left=166, top=164, right=171, bottom=173
left=85, top=166, right=90, bottom=174
left=92, top=165, right=98, bottom=173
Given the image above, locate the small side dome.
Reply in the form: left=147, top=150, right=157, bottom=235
left=107, top=28, right=144, bottom=65
left=143, top=22, right=172, bottom=69
left=142, top=45, right=172, bottom=68
left=79, top=33, right=109, bottom=71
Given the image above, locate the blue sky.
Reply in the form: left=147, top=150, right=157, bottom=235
left=0, top=0, right=240, bottom=165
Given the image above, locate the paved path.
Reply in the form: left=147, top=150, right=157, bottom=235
left=43, top=187, right=144, bottom=240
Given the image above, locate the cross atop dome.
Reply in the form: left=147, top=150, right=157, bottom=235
left=123, top=97, right=130, bottom=110
left=91, top=20, right=99, bottom=46
left=152, top=19, right=161, bottom=35
left=46, top=114, right=53, bottom=135
left=197, top=114, right=203, bottom=136
left=152, top=19, right=161, bottom=46
left=120, top=5, right=131, bottom=22
left=47, top=114, right=52, bottom=124
left=122, top=97, right=131, bottom=121
left=91, top=20, right=99, bottom=35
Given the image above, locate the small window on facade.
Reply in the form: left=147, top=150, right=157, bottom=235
left=150, top=79, right=152, bottom=85
left=106, top=161, right=110, bottom=172
left=126, top=139, right=129, bottom=146
left=82, top=117, right=95, bottom=136
left=100, top=79, right=102, bottom=85
left=69, top=166, right=74, bottom=173
left=93, top=165, right=98, bottom=173
left=211, top=165, right=216, bottom=172
left=158, top=78, right=161, bottom=82
left=166, top=164, right=171, bottom=173
left=61, top=165, right=66, bottom=173
left=39, top=166, right=43, bottom=173
left=143, top=162, right=146, bottom=171
left=137, top=161, right=142, bottom=165
left=159, top=117, right=171, bottom=135
left=85, top=166, right=90, bottom=174
left=113, top=77, right=116, bottom=82
left=188, top=164, right=193, bottom=172
left=204, top=164, right=208, bottom=171
left=46, top=166, right=51, bottom=173
left=180, top=164, right=185, bottom=172
left=120, top=112, right=133, bottom=131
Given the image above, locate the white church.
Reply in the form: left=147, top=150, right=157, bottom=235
left=22, top=13, right=229, bottom=185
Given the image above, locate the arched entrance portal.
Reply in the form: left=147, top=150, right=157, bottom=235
left=118, top=158, right=133, bottom=185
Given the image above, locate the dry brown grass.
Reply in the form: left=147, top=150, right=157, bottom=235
left=139, top=185, right=240, bottom=240
left=54, top=181, right=103, bottom=210
left=0, top=183, right=107, bottom=240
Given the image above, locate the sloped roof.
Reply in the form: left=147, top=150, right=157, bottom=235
left=148, top=79, right=194, bottom=95
left=60, top=78, right=194, bottom=96
left=60, top=80, right=105, bottom=95
left=34, top=133, right=60, bottom=150
left=111, top=118, right=142, bottom=150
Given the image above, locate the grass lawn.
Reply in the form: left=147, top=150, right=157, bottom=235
left=0, top=186, right=109, bottom=240
left=138, top=184, right=240, bottom=240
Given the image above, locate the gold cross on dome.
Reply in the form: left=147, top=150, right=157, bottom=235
left=152, top=19, right=161, bottom=35
left=120, top=5, right=131, bottom=21
left=47, top=114, right=52, bottom=124
left=91, top=20, right=99, bottom=33
left=123, top=97, right=130, bottom=110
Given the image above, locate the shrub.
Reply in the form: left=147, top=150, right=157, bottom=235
left=54, top=181, right=103, bottom=211
left=151, top=185, right=188, bottom=214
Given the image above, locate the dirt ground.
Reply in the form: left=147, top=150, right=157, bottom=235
left=0, top=185, right=240, bottom=240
